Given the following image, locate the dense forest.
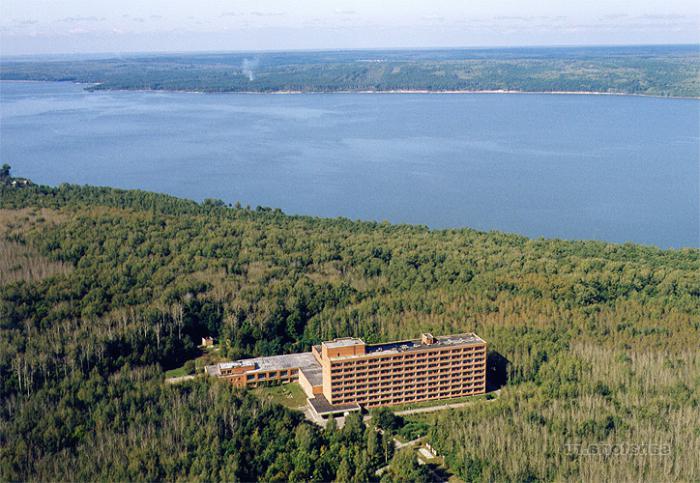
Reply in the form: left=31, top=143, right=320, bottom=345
left=1, top=170, right=699, bottom=481
left=2, top=45, right=699, bottom=97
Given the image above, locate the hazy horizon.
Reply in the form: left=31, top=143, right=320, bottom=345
left=2, top=42, right=698, bottom=61
left=2, top=0, right=699, bottom=56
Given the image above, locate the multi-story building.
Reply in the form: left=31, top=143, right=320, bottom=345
left=313, top=333, right=487, bottom=407
left=205, top=332, right=487, bottom=418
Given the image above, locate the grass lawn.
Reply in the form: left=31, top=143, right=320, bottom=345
left=389, top=393, right=490, bottom=412
left=393, top=433, right=408, bottom=444
left=164, top=366, right=190, bottom=378
left=252, top=383, right=308, bottom=410
left=164, top=346, right=227, bottom=379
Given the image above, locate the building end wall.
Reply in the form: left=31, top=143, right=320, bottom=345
left=298, top=368, right=323, bottom=398
left=321, top=338, right=367, bottom=359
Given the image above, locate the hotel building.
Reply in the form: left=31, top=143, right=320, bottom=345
left=205, top=332, right=487, bottom=417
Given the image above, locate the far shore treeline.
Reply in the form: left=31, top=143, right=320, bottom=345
left=2, top=45, right=699, bottom=98
left=1, top=172, right=699, bottom=481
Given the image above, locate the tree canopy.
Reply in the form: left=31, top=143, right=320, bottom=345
left=1, top=180, right=698, bottom=481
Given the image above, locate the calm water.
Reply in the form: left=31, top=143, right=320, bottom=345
left=1, top=81, right=698, bottom=248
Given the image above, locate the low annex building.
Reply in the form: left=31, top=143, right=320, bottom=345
left=205, top=332, right=487, bottom=417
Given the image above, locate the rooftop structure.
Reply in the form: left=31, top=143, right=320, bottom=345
left=360, top=333, right=483, bottom=356
left=205, top=332, right=487, bottom=416
left=323, top=338, right=365, bottom=349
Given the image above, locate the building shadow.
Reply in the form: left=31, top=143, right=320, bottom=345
left=424, top=462, right=454, bottom=481
left=486, top=350, right=509, bottom=392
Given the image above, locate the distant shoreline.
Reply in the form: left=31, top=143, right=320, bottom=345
left=255, top=89, right=700, bottom=100
left=2, top=79, right=698, bottom=100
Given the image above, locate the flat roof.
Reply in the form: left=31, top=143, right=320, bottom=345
left=208, top=352, right=319, bottom=375
left=308, top=394, right=361, bottom=416
left=323, top=338, right=365, bottom=349
left=205, top=364, right=222, bottom=376
left=362, top=333, right=485, bottom=357
left=299, top=365, right=323, bottom=387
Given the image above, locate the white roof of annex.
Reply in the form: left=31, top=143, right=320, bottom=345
left=205, top=352, right=318, bottom=376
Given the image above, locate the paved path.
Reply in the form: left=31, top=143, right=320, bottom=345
left=374, top=464, right=390, bottom=476
left=394, top=436, right=423, bottom=449
left=394, top=391, right=500, bottom=416
left=165, top=375, right=195, bottom=384
left=374, top=438, right=425, bottom=477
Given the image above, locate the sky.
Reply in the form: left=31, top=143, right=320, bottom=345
left=1, top=0, right=699, bottom=56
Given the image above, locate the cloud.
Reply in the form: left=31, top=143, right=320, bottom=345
left=222, top=10, right=286, bottom=18
left=334, top=9, right=357, bottom=16
left=120, top=14, right=146, bottom=22
left=493, top=15, right=529, bottom=21
left=593, top=13, right=699, bottom=29
left=635, top=13, right=687, bottom=20
left=534, top=18, right=699, bottom=32
left=493, top=15, right=567, bottom=22
left=600, top=14, right=628, bottom=20
left=120, top=14, right=146, bottom=23
left=249, top=11, right=285, bottom=17
left=59, top=16, right=106, bottom=23
left=303, top=17, right=326, bottom=27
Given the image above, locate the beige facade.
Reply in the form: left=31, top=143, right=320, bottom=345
left=315, top=333, right=487, bottom=407
left=298, top=366, right=324, bottom=396
left=206, top=332, right=487, bottom=410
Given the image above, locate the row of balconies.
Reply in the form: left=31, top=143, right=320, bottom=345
left=334, top=387, right=484, bottom=405
left=331, top=369, right=486, bottom=385
left=331, top=348, right=486, bottom=368
left=361, top=391, right=482, bottom=407
left=331, top=371, right=485, bottom=388
left=333, top=383, right=483, bottom=398
left=331, top=377, right=483, bottom=391
left=333, top=362, right=485, bottom=377
left=330, top=358, right=486, bottom=376
left=331, top=366, right=485, bottom=384
left=333, top=350, right=486, bottom=368
left=339, top=353, right=485, bottom=367
left=331, top=358, right=485, bottom=377
left=331, top=379, right=485, bottom=394
left=331, top=376, right=485, bottom=393
left=333, top=383, right=484, bottom=398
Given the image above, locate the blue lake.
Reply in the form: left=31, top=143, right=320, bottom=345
left=1, top=81, right=698, bottom=248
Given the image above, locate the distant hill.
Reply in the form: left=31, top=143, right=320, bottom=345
left=2, top=45, right=699, bottom=97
